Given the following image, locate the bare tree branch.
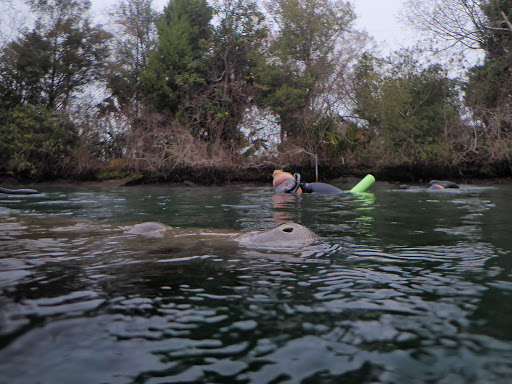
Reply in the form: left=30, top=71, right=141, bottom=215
left=401, top=0, right=487, bottom=52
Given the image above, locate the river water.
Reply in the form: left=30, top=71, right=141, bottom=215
left=1, top=181, right=511, bottom=383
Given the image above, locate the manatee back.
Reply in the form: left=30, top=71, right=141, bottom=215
left=125, top=222, right=170, bottom=238
left=238, top=222, right=321, bottom=249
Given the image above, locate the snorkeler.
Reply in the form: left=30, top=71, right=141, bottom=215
left=428, top=180, right=459, bottom=190
left=399, top=180, right=460, bottom=190
left=272, top=170, right=343, bottom=195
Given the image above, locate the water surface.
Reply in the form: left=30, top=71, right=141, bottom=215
left=1, top=182, right=511, bottom=383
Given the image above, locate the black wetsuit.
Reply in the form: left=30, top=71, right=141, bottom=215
left=300, top=182, right=343, bottom=194
left=274, top=173, right=344, bottom=195
left=428, top=180, right=459, bottom=190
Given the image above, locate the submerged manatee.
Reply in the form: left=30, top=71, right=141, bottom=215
left=125, top=222, right=170, bottom=238
left=125, top=222, right=321, bottom=250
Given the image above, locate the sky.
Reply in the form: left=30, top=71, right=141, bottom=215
left=352, top=0, right=414, bottom=54
left=89, top=0, right=412, bottom=55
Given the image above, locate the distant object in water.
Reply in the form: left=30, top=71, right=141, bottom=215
left=428, top=180, right=459, bottom=190
left=272, top=170, right=375, bottom=195
left=125, top=222, right=170, bottom=238
left=0, top=186, right=40, bottom=195
left=399, top=180, right=460, bottom=190
left=126, top=221, right=322, bottom=250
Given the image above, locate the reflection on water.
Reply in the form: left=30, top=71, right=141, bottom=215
left=1, top=183, right=512, bottom=383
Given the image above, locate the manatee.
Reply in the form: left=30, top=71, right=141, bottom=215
left=125, top=221, right=321, bottom=250
left=237, top=222, right=321, bottom=249
left=125, top=222, right=170, bottom=238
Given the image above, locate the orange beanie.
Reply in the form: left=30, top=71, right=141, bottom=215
left=272, top=170, right=302, bottom=194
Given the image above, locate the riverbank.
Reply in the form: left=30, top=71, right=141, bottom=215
left=2, top=168, right=511, bottom=194
left=1, top=159, right=512, bottom=189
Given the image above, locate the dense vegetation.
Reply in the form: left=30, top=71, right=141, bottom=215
left=0, top=0, right=511, bottom=183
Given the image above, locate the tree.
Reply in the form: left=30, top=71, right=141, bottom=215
left=107, top=0, right=160, bottom=108
left=0, top=0, right=112, bottom=179
left=141, top=0, right=213, bottom=114
left=255, top=0, right=369, bottom=155
left=0, top=104, right=75, bottom=179
left=141, top=0, right=268, bottom=147
left=403, top=0, right=512, bottom=51
left=0, top=0, right=112, bottom=111
left=402, top=0, right=488, bottom=52
left=0, top=0, right=29, bottom=51
left=402, top=0, right=512, bottom=161
left=189, top=0, right=268, bottom=144
left=353, top=51, right=463, bottom=165
left=464, top=0, right=512, bottom=158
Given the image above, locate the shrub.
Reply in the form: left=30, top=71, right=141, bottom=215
left=0, top=105, right=76, bottom=180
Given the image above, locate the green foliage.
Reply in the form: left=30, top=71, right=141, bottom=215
left=141, top=0, right=213, bottom=113
left=0, top=0, right=112, bottom=110
left=142, top=0, right=268, bottom=146
left=0, top=0, right=112, bottom=180
left=197, top=0, right=268, bottom=144
left=106, top=0, right=160, bottom=106
left=268, top=0, right=354, bottom=62
left=255, top=63, right=307, bottom=113
left=0, top=105, right=75, bottom=179
left=353, top=52, right=462, bottom=164
left=465, top=0, right=512, bottom=120
left=461, top=0, right=512, bottom=162
left=254, top=0, right=361, bottom=151
left=96, top=158, right=133, bottom=180
left=2, top=0, right=501, bottom=179
left=0, top=32, right=51, bottom=109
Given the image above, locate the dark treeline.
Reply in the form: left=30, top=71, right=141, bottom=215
left=0, top=0, right=511, bottom=183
